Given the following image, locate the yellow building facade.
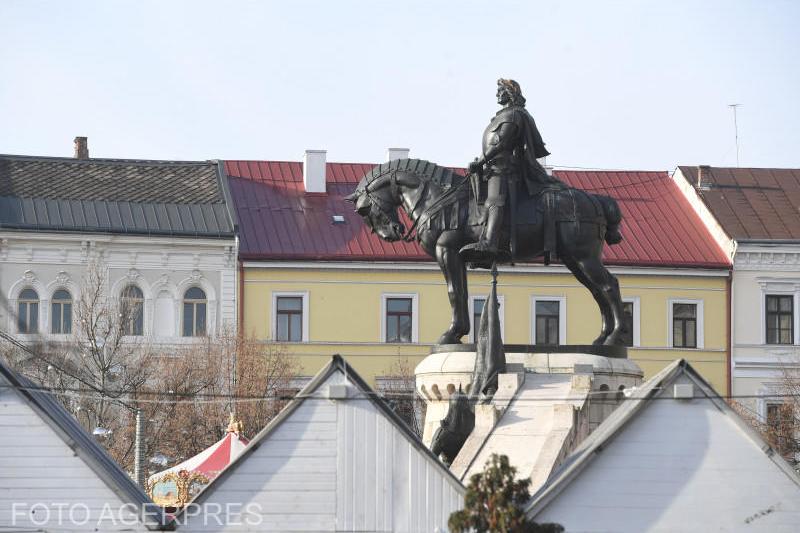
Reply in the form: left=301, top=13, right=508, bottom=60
left=226, top=157, right=732, bottom=395
left=241, top=262, right=729, bottom=394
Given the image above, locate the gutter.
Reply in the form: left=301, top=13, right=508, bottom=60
left=238, top=260, right=245, bottom=337
left=726, top=272, right=732, bottom=396
left=735, top=239, right=800, bottom=245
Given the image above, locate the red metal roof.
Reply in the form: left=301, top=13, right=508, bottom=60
left=225, top=160, right=730, bottom=269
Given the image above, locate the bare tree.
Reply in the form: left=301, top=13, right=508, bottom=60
left=377, top=356, right=426, bottom=437
left=3, top=262, right=154, bottom=460
left=137, top=335, right=298, bottom=475
left=732, top=360, right=799, bottom=469
left=1, top=261, right=298, bottom=476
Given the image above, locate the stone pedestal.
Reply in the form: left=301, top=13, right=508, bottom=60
left=416, top=348, right=643, bottom=446
left=416, top=347, right=644, bottom=488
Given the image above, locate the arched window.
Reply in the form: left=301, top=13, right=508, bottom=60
left=183, top=287, right=207, bottom=337
left=121, top=285, right=144, bottom=336
left=51, top=289, right=73, bottom=334
left=18, top=288, right=39, bottom=333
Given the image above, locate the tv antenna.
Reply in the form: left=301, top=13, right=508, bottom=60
left=728, top=104, right=742, bottom=167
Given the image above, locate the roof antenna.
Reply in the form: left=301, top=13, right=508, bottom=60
left=728, top=104, right=742, bottom=167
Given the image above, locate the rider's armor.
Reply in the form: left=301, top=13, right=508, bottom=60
left=466, top=105, right=561, bottom=261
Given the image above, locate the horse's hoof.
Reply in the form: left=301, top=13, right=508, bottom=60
left=437, top=334, right=462, bottom=345
left=603, top=332, right=625, bottom=346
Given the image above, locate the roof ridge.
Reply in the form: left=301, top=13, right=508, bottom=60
left=0, top=153, right=215, bottom=166
left=679, top=164, right=800, bottom=171
left=225, top=159, right=378, bottom=166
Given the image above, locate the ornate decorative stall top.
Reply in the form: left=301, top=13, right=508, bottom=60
left=147, top=414, right=249, bottom=507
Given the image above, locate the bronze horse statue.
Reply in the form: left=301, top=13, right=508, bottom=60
left=346, top=159, right=627, bottom=345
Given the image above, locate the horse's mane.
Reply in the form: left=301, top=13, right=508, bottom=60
left=363, top=158, right=464, bottom=188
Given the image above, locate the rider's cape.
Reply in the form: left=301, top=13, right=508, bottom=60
left=508, top=106, right=563, bottom=195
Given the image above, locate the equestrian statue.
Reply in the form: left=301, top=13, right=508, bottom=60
left=347, top=79, right=627, bottom=346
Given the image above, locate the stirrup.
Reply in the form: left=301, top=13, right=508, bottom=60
left=459, top=242, right=509, bottom=268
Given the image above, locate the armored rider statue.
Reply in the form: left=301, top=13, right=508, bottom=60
left=460, top=79, right=564, bottom=262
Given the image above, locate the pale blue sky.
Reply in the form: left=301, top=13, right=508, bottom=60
left=1, top=0, right=798, bottom=170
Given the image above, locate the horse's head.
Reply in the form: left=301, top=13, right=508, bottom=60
left=345, top=171, right=405, bottom=242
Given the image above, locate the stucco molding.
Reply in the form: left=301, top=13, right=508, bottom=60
left=735, top=250, right=800, bottom=271
left=44, top=271, right=81, bottom=302
left=243, top=260, right=730, bottom=278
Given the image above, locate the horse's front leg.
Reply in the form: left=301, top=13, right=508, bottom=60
left=435, top=243, right=470, bottom=344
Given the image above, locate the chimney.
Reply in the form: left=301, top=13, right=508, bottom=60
left=73, top=136, right=89, bottom=159
left=303, top=150, right=327, bottom=193
left=386, top=147, right=410, bottom=162
left=697, top=165, right=711, bottom=189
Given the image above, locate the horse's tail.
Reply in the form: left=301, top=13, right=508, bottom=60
left=596, top=194, right=623, bottom=245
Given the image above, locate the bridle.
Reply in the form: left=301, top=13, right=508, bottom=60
left=354, top=169, right=468, bottom=243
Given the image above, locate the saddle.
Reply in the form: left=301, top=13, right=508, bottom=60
left=468, top=180, right=605, bottom=266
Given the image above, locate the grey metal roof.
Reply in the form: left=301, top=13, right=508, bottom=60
left=0, top=154, right=236, bottom=237
left=0, top=355, right=170, bottom=530
left=524, top=359, right=800, bottom=517
left=175, top=354, right=464, bottom=519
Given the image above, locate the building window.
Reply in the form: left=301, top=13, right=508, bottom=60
left=472, top=298, right=485, bottom=343
left=276, top=296, right=303, bottom=342
left=183, top=287, right=207, bottom=337
left=386, top=297, right=413, bottom=343
left=51, top=289, right=72, bottom=334
left=766, top=403, right=795, bottom=459
left=470, top=295, right=505, bottom=343
left=620, top=298, right=640, bottom=347
left=672, top=303, right=697, bottom=348
left=121, top=285, right=144, bottom=336
left=17, top=288, right=39, bottom=334
left=766, top=295, right=793, bottom=345
left=271, top=292, right=308, bottom=342
left=534, top=299, right=562, bottom=345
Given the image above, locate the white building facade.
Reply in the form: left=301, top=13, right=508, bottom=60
left=730, top=243, right=800, bottom=419
left=0, top=153, right=238, bottom=346
left=673, top=166, right=800, bottom=423
left=1, top=233, right=237, bottom=345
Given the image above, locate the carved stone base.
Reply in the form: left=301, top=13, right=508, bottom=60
left=416, top=349, right=643, bottom=485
